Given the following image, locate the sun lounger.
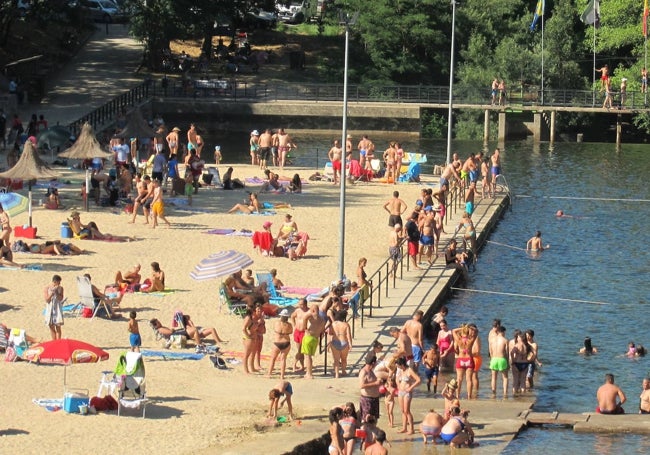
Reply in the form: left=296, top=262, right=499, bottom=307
left=218, top=283, right=248, bottom=316
left=255, top=271, right=299, bottom=307
left=115, top=352, right=148, bottom=418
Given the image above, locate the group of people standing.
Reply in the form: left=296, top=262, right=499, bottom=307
left=327, top=134, right=408, bottom=185
left=490, top=78, right=507, bottom=106
left=248, top=128, right=296, bottom=170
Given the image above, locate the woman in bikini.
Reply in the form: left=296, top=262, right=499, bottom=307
left=328, top=407, right=345, bottom=455
left=276, top=213, right=297, bottom=241
left=357, top=257, right=370, bottom=288
left=329, top=310, right=352, bottom=378
left=395, top=142, right=404, bottom=181
left=253, top=302, right=266, bottom=371
left=142, top=261, right=165, bottom=293
left=181, top=314, right=226, bottom=346
left=436, top=319, right=454, bottom=369
left=339, top=403, right=358, bottom=455
left=267, top=309, right=293, bottom=379
left=242, top=305, right=260, bottom=374
left=395, top=356, right=421, bottom=434
left=510, top=330, right=533, bottom=395
left=0, top=203, right=12, bottom=245
left=228, top=192, right=261, bottom=214
left=452, top=324, right=478, bottom=400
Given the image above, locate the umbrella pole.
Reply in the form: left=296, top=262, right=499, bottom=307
left=85, top=169, right=90, bottom=212
left=28, top=182, right=33, bottom=227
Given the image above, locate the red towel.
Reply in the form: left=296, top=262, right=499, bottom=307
left=252, top=231, right=273, bottom=253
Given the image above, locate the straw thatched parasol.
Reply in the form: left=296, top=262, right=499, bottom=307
left=0, top=140, right=58, bottom=227
left=58, top=122, right=113, bottom=161
left=116, top=108, right=155, bottom=140
left=59, top=122, right=113, bottom=212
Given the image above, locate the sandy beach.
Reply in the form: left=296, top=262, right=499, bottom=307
left=0, top=163, right=433, bottom=454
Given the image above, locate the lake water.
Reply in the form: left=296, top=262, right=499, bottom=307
left=439, top=140, right=650, bottom=452
left=194, top=127, right=650, bottom=452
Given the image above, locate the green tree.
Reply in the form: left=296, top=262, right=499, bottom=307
left=335, top=0, right=449, bottom=84
left=126, top=0, right=240, bottom=70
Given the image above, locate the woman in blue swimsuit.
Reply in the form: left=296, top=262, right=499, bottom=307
left=329, top=310, right=352, bottom=379
left=440, top=406, right=475, bottom=448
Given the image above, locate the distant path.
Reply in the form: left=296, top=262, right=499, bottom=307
left=20, top=24, right=144, bottom=126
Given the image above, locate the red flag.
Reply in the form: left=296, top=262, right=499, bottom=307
left=643, top=0, right=648, bottom=39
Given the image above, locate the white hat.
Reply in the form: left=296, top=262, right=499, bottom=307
left=252, top=130, right=259, bottom=136
left=622, top=78, right=628, bottom=82
left=215, top=145, right=221, bottom=151
left=279, top=309, right=290, bottom=317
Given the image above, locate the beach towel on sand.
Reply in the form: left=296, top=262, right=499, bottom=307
left=203, top=228, right=254, bottom=237
left=141, top=350, right=204, bottom=360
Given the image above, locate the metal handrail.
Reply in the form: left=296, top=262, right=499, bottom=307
left=65, top=79, right=650, bottom=140
left=157, top=79, right=650, bottom=110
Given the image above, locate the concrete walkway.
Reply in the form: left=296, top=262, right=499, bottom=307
left=225, top=188, right=529, bottom=455
left=18, top=23, right=144, bottom=126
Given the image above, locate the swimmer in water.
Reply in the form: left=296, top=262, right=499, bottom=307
left=627, top=342, right=637, bottom=357
left=579, top=337, right=598, bottom=354
left=526, top=230, right=549, bottom=252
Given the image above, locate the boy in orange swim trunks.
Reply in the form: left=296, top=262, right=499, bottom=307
left=150, top=179, right=171, bottom=229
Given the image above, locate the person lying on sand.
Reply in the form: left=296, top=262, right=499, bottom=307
left=69, top=211, right=133, bottom=242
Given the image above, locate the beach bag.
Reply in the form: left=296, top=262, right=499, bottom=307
left=170, top=334, right=186, bottom=349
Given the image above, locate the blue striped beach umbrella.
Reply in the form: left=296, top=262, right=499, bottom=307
left=190, top=250, right=254, bottom=281
left=0, top=192, right=29, bottom=217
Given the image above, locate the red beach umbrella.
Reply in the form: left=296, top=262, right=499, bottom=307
left=24, top=338, right=110, bottom=390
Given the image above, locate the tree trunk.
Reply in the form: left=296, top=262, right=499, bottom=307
left=201, top=29, right=213, bottom=59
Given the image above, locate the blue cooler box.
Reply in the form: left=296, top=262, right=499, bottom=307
left=61, top=222, right=73, bottom=238
left=64, top=389, right=89, bottom=413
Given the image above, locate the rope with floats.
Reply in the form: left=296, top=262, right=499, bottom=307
left=486, top=240, right=527, bottom=251
left=516, top=195, right=650, bottom=203
left=450, top=287, right=611, bottom=306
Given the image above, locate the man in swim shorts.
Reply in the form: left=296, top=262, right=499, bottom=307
left=383, top=190, right=407, bottom=228
left=418, top=206, right=435, bottom=264
left=639, top=377, right=650, bottom=414
left=489, top=325, right=509, bottom=398
left=290, top=298, right=309, bottom=372
left=490, top=147, right=501, bottom=182
left=301, top=304, right=325, bottom=379
left=420, top=408, right=443, bottom=444
left=596, top=373, right=626, bottom=414
left=402, top=310, right=424, bottom=369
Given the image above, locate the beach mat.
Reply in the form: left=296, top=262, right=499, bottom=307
left=32, top=398, right=64, bottom=412
left=203, top=228, right=253, bottom=237
left=204, top=228, right=236, bottom=235
left=85, top=237, right=133, bottom=243
left=0, top=263, right=43, bottom=271
left=281, top=286, right=323, bottom=296
left=141, top=350, right=204, bottom=360
left=138, top=289, right=177, bottom=297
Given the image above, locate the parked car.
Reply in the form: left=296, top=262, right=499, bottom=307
left=80, top=0, right=125, bottom=23
left=276, top=0, right=316, bottom=24
left=244, top=8, right=278, bottom=29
